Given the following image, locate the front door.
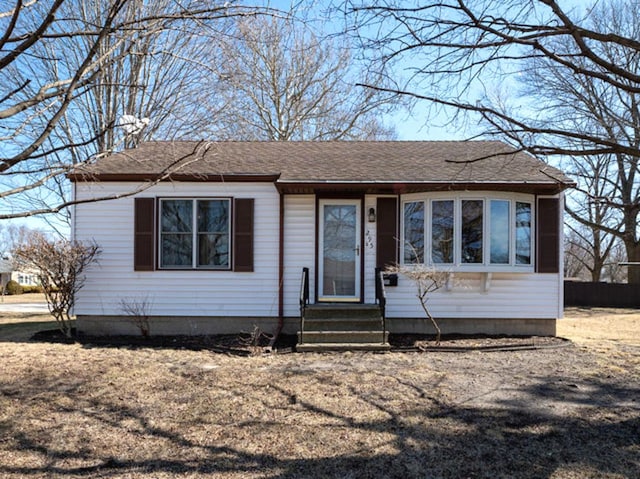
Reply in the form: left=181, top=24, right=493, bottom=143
left=318, top=199, right=361, bottom=302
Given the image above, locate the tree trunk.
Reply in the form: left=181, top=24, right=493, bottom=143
left=624, top=241, right=640, bottom=284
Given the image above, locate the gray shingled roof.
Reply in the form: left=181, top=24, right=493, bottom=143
left=70, top=140, right=574, bottom=190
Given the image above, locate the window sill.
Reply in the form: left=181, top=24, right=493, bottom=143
left=157, top=267, right=232, bottom=271
left=400, top=263, right=534, bottom=274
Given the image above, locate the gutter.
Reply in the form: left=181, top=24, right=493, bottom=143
left=269, top=189, right=286, bottom=350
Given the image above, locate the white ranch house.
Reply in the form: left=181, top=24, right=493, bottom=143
left=70, top=141, right=574, bottom=346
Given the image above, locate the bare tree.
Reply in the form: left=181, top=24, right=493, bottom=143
left=200, top=12, right=397, bottom=141
left=0, top=223, right=41, bottom=258
left=347, top=0, right=640, bottom=281
left=563, top=224, right=616, bottom=282
left=563, top=231, right=588, bottom=281
left=347, top=0, right=640, bottom=157
left=562, top=153, right=621, bottom=282
left=521, top=3, right=640, bottom=282
left=603, top=241, right=628, bottom=283
left=24, top=0, right=232, bottom=226
left=386, top=264, right=449, bottom=344
left=0, top=0, right=267, bottom=221
left=120, top=295, right=152, bottom=337
left=14, top=233, right=101, bottom=337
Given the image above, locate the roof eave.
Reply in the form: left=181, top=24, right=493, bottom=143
left=275, top=180, right=575, bottom=195
left=68, top=172, right=281, bottom=183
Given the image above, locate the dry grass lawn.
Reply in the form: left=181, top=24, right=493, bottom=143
left=0, top=309, right=638, bottom=478
left=0, top=293, right=47, bottom=304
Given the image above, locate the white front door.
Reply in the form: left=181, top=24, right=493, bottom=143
left=318, top=199, right=361, bottom=302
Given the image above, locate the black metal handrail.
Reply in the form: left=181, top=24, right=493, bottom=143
left=375, top=267, right=387, bottom=343
left=299, top=267, right=309, bottom=342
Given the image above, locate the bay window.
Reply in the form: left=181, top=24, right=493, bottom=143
left=401, top=195, right=534, bottom=269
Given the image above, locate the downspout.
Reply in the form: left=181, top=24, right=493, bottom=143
left=270, top=189, right=285, bottom=348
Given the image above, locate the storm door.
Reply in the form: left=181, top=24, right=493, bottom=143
left=318, top=199, right=361, bottom=301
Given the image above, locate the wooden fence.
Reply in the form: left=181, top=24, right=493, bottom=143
left=564, top=281, right=640, bottom=308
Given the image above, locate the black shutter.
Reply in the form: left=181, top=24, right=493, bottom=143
left=536, top=198, right=560, bottom=273
left=376, top=197, right=398, bottom=268
left=233, top=198, right=254, bottom=272
left=134, top=198, right=155, bottom=271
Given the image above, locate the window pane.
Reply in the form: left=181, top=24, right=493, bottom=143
left=198, top=233, right=229, bottom=267
left=197, top=200, right=229, bottom=233
left=516, top=202, right=532, bottom=265
left=403, top=201, right=424, bottom=263
left=461, top=200, right=483, bottom=263
left=161, top=233, right=192, bottom=267
left=197, top=200, right=230, bottom=267
left=161, top=200, right=193, bottom=267
left=161, top=200, right=192, bottom=233
left=490, top=200, right=510, bottom=264
left=432, top=200, right=454, bottom=263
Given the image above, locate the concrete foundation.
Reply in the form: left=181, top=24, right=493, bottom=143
left=77, top=315, right=557, bottom=337
left=76, top=315, right=299, bottom=337
left=386, top=317, right=556, bottom=336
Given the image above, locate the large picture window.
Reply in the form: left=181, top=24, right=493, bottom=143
left=401, top=195, right=534, bottom=270
left=160, top=198, right=230, bottom=269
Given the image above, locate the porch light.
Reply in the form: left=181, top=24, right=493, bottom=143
left=368, top=207, right=376, bottom=223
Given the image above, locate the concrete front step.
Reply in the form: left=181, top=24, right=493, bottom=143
left=303, top=304, right=382, bottom=320
left=296, top=342, right=391, bottom=352
left=303, top=319, right=383, bottom=331
left=298, top=330, right=389, bottom=344
left=298, top=304, right=388, bottom=351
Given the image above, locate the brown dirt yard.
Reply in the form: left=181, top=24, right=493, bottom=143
left=0, top=308, right=638, bottom=478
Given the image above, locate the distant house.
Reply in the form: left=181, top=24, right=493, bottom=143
left=69, top=141, right=574, bottom=342
left=0, top=257, right=40, bottom=291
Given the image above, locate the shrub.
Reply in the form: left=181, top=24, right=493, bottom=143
left=22, top=285, right=43, bottom=294
left=14, top=234, right=101, bottom=338
left=5, top=280, right=23, bottom=295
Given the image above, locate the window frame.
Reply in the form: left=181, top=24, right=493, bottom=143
left=158, top=197, right=232, bottom=270
left=402, top=200, right=426, bottom=264
left=401, top=193, right=535, bottom=272
left=430, top=198, right=455, bottom=265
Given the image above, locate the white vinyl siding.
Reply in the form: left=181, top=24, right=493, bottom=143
left=385, top=272, right=561, bottom=319
left=74, top=182, right=279, bottom=317
left=73, top=185, right=562, bottom=323
left=282, top=195, right=316, bottom=317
